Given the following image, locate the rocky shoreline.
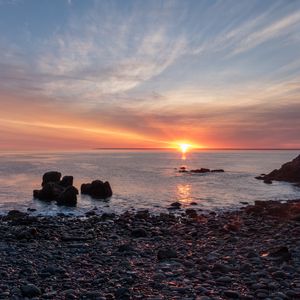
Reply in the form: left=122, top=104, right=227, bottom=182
left=0, top=200, right=300, bottom=300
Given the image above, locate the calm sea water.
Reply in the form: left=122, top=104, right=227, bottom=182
left=0, top=150, right=300, bottom=215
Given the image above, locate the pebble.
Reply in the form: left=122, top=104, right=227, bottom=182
left=20, top=284, right=41, bottom=297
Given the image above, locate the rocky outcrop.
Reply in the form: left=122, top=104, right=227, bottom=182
left=190, top=168, right=210, bottom=173
left=256, top=154, right=300, bottom=184
left=33, top=172, right=78, bottom=206
left=81, top=180, right=113, bottom=199
left=178, top=167, right=225, bottom=174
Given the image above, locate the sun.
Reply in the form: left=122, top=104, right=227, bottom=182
left=179, top=143, right=191, bottom=154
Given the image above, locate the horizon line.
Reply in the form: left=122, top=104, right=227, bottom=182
left=94, top=147, right=300, bottom=151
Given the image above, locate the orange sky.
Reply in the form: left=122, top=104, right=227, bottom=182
left=1, top=1, right=300, bottom=150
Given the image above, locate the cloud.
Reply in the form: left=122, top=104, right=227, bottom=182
left=36, top=3, right=188, bottom=101
left=232, top=10, right=300, bottom=55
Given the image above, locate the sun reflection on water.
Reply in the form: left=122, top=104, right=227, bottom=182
left=176, top=184, right=192, bottom=204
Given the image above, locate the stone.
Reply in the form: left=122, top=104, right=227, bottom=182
left=170, top=202, right=181, bottom=209
left=185, top=208, right=198, bottom=218
left=21, top=284, right=41, bottom=298
left=224, top=290, right=240, bottom=298
left=157, top=248, right=178, bottom=261
left=81, top=180, right=113, bottom=199
left=190, top=168, right=210, bottom=173
left=56, top=186, right=78, bottom=206
left=263, top=178, right=272, bottom=184
left=266, top=246, right=291, bottom=262
left=42, top=171, right=61, bottom=186
left=131, top=228, right=147, bottom=238
left=114, top=287, right=130, bottom=300
left=59, top=176, right=74, bottom=187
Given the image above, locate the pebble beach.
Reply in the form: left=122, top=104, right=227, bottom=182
left=0, top=200, right=299, bottom=300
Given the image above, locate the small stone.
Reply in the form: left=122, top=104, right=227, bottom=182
left=224, top=290, right=240, bottom=298
left=157, top=248, right=178, bottom=261
left=170, top=202, right=181, bottom=209
left=114, top=287, right=130, bottom=300
left=21, top=284, right=41, bottom=298
left=216, top=276, right=232, bottom=283
left=131, top=228, right=147, bottom=238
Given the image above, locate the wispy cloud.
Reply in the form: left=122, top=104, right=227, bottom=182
left=1, top=0, right=300, bottom=148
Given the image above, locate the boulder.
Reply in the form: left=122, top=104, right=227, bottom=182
left=57, top=186, right=78, bottom=206
left=33, top=182, right=63, bottom=201
left=81, top=180, right=113, bottom=199
left=256, top=154, right=300, bottom=184
left=42, top=171, right=61, bottom=186
left=59, top=176, right=73, bottom=187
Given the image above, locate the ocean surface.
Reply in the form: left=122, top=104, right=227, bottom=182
left=0, top=150, right=300, bottom=216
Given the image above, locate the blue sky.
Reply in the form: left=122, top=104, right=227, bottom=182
left=0, top=0, right=300, bottom=149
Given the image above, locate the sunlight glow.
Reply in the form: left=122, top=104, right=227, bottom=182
left=179, top=143, right=191, bottom=154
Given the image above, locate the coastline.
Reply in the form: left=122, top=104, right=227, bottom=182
left=1, top=200, right=299, bottom=299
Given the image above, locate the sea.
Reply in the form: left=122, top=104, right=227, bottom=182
left=0, top=150, right=300, bottom=216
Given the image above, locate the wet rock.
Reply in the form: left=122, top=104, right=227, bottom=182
left=59, top=176, right=74, bottom=187
left=6, top=210, right=28, bottom=220
left=190, top=168, right=210, bottom=173
left=211, top=169, right=225, bottom=172
left=21, top=284, right=41, bottom=298
left=42, top=171, right=61, bottom=186
left=34, top=182, right=63, bottom=201
left=263, top=178, right=272, bottom=184
left=81, top=180, right=113, bottom=199
left=169, top=202, right=181, bottom=209
left=56, top=186, right=78, bottom=206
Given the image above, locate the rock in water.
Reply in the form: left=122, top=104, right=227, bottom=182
left=42, top=171, right=61, bottom=186
left=190, top=168, right=210, bottom=173
left=256, top=154, right=300, bottom=183
left=34, top=182, right=63, bottom=201
left=81, top=180, right=113, bottom=199
left=33, top=172, right=78, bottom=206
left=57, top=186, right=78, bottom=206
left=59, top=175, right=73, bottom=187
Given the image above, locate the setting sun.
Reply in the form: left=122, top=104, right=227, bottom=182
left=179, top=143, right=191, bottom=153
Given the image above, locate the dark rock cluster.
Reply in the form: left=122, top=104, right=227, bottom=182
left=256, top=154, right=300, bottom=185
left=33, top=172, right=78, bottom=206
left=33, top=171, right=113, bottom=206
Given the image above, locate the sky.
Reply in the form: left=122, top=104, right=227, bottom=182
left=0, top=0, right=300, bottom=150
